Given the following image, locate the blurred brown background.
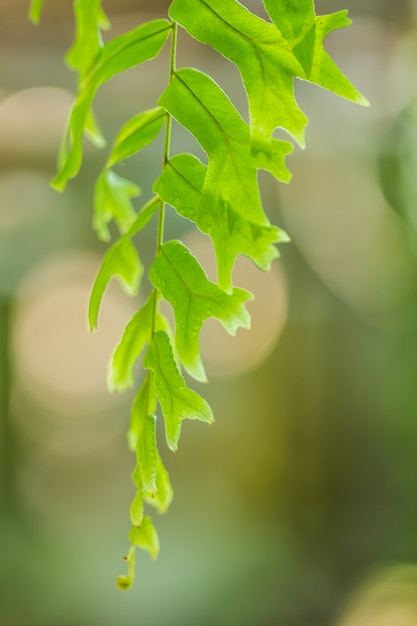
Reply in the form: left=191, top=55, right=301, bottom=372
left=1, top=1, right=417, bottom=625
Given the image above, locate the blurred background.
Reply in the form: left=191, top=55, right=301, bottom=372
left=1, top=0, right=417, bottom=624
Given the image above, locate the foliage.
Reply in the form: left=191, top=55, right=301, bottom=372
left=29, top=0, right=367, bottom=589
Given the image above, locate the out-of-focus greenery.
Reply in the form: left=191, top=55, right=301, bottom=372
left=1, top=1, right=417, bottom=624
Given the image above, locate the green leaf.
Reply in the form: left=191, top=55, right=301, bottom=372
left=129, top=516, right=160, bottom=560
left=52, top=19, right=172, bottom=191
left=149, top=240, right=252, bottom=382
left=127, top=374, right=157, bottom=448
left=28, top=0, right=45, bottom=25
left=110, top=295, right=154, bottom=392
left=89, top=236, right=143, bottom=331
left=130, top=488, right=144, bottom=527
left=144, top=331, right=214, bottom=451
left=127, top=197, right=160, bottom=237
left=169, top=0, right=306, bottom=150
left=65, top=0, right=110, bottom=79
left=136, top=413, right=158, bottom=494
left=262, top=1, right=369, bottom=105
left=159, top=67, right=292, bottom=290
left=106, top=107, right=166, bottom=169
left=144, top=453, right=173, bottom=514
left=154, top=154, right=290, bottom=286
left=94, top=170, right=140, bottom=242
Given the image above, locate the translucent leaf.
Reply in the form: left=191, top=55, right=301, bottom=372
left=144, top=331, right=214, bottom=451
left=262, top=1, right=369, bottom=105
left=149, top=240, right=252, bottom=382
left=65, top=0, right=110, bottom=79
left=159, top=68, right=292, bottom=290
left=110, top=295, right=154, bottom=392
left=94, top=170, right=140, bottom=242
left=170, top=0, right=306, bottom=150
left=89, top=236, right=143, bottom=331
left=28, top=0, right=45, bottom=25
left=127, top=197, right=160, bottom=237
left=106, top=107, right=166, bottom=169
left=144, top=454, right=173, bottom=514
left=154, top=154, right=290, bottom=284
left=127, top=374, right=157, bottom=449
left=52, top=19, right=172, bottom=191
left=130, top=488, right=144, bottom=527
left=129, top=516, right=160, bottom=560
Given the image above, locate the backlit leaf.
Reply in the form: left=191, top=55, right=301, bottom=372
left=149, top=240, right=252, bottom=382
left=144, top=453, right=173, bottom=514
left=94, top=170, right=140, bottom=242
left=129, top=516, right=160, bottom=560
left=110, top=295, right=154, bottom=392
left=89, top=236, right=143, bottom=331
left=28, top=0, right=45, bottom=25
left=52, top=19, right=172, bottom=191
left=106, top=107, right=166, bottom=169
left=159, top=68, right=292, bottom=290
left=154, top=154, right=290, bottom=285
left=144, top=331, right=214, bottom=451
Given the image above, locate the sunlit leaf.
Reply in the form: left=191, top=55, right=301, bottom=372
left=106, top=107, right=166, bottom=169
left=89, top=236, right=143, bottom=331
left=94, top=170, right=140, bottom=242
left=154, top=154, right=290, bottom=286
left=110, top=295, right=154, bottom=392
left=65, top=0, right=110, bottom=78
left=144, top=331, right=214, bottom=451
left=159, top=68, right=292, bottom=290
left=127, top=197, right=160, bottom=237
left=150, top=240, right=252, bottom=382
left=52, top=19, right=172, bottom=191
left=130, top=488, right=144, bottom=527
left=144, top=453, right=173, bottom=514
left=129, top=516, right=160, bottom=560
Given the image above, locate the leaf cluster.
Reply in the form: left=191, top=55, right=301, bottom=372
left=30, top=0, right=367, bottom=588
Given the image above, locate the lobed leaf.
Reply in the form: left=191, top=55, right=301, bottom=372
left=94, top=169, right=140, bottom=242
left=129, top=516, right=160, bottom=560
left=89, top=236, right=143, bottom=331
left=154, top=154, right=290, bottom=286
left=65, top=0, right=110, bottom=79
left=144, top=331, right=214, bottom=451
left=262, top=0, right=368, bottom=105
left=170, top=0, right=306, bottom=151
left=159, top=68, right=292, bottom=290
left=149, top=240, right=252, bottom=382
left=52, top=19, right=172, bottom=191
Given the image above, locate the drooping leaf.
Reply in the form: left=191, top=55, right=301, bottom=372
left=106, top=107, right=166, bottom=169
left=144, top=453, right=173, bottom=514
left=159, top=68, right=292, bottom=290
left=149, top=240, right=252, bottom=382
left=28, top=0, right=45, bottom=25
left=94, top=170, right=140, bottom=242
left=127, top=197, right=160, bottom=237
left=144, top=331, right=214, bottom=451
left=127, top=374, right=157, bottom=448
left=136, top=413, right=158, bottom=494
left=52, top=19, right=172, bottom=191
left=154, top=154, right=290, bottom=285
left=89, top=236, right=143, bottom=331
left=110, top=295, right=154, bottom=392
left=130, top=488, right=144, bottom=527
left=65, top=0, right=110, bottom=78
left=262, top=0, right=369, bottom=105
left=129, top=516, right=160, bottom=560
left=169, top=0, right=306, bottom=151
